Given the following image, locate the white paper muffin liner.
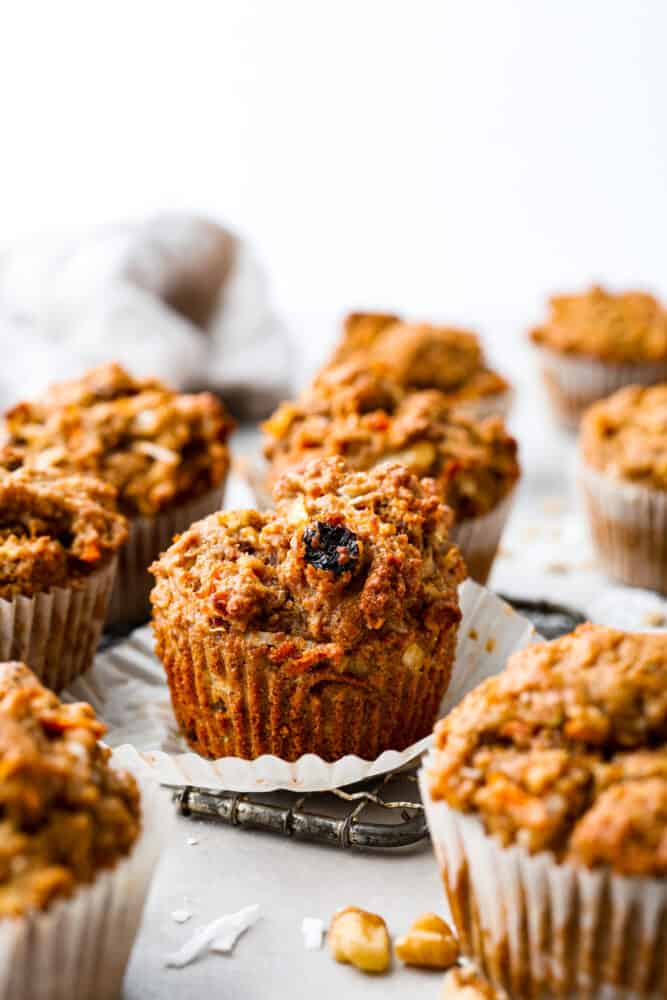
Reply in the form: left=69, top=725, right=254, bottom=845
left=453, top=387, right=514, bottom=423
left=534, top=344, right=667, bottom=428
left=106, top=482, right=225, bottom=628
left=450, top=489, right=516, bottom=585
left=579, top=459, right=667, bottom=595
left=0, top=768, right=171, bottom=1000
left=64, top=580, right=538, bottom=792
left=0, top=559, right=116, bottom=691
left=420, top=771, right=667, bottom=999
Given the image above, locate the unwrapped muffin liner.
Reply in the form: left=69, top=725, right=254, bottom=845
left=419, top=776, right=667, bottom=999
left=580, top=460, right=667, bottom=596
left=0, top=559, right=116, bottom=691
left=107, top=482, right=225, bottom=628
left=0, top=768, right=171, bottom=1000
left=65, top=580, right=538, bottom=792
left=533, top=344, right=667, bottom=428
left=450, top=489, right=516, bottom=585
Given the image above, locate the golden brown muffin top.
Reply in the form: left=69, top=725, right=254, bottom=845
left=0, top=662, right=141, bottom=917
left=581, top=384, right=667, bottom=491
left=530, top=285, right=667, bottom=363
left=264, top=378, right=519, bottom=521
left=329, top=312, right=509, bottom=398
left=151, top=457, right=465, bottom=651
left=2, top=363, right=234, bottom=517
left=428, top=624, right=667, bottom=877
left=0, top=468, right=127, bottom=599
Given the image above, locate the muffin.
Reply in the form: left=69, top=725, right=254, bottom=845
left=530, top=285, right=667, bottom=427
left=0, top=468, right=126, bottom=689
left=264, top=375, right=519, bottom=584
left=329, top=312, right=511, bottom=420
left=2, top=362, right=234, bottom=626
left=151, top=456, right=465, bottom=762
left=0, top=661, right=167, bottom=1000
left=421, top=624, right=667, bottom=1000
left=580, top=383, right=667, bottom=594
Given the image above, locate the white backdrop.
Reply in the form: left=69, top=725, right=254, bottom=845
left=1, top=0, right=666, bottom=375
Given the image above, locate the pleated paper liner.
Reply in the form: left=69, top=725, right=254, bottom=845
left=0, top=558, right=116, bottom=692
left=106, top=481, right=226, bottom=629
left=64, top=580, right=539, bottom=793
left=580, top=460, right=667, bottom=596
left=450, top=489, right=516, bottom=585
left=534, top=344, right=667, bottom=429
left=419, top=772, right=667, bottom=1000
left=0, top=769, right=171, bottom=1000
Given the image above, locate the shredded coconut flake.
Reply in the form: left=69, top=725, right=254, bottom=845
left=165, top=904, right=261, bottom=967
left=301, top=917, right=325, bottom=950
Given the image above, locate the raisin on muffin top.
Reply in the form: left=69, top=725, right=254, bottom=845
left=2, top=362, right=233, bottom=517
left=428, top=623, right=667, bottom=876
left=581, top=384, right=667, bottom=491
left=0, top=662, right=141, bottom=917
left=151, top=457, right=465, bottom=649
left=264, top=378, right=519, bottom=520
left=0, top=468, right=127, bottom=599
left=530, top=285, right=667, bottom=363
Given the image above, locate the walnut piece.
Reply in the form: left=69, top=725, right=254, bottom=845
left=395, top=912, right=459, bottom=969
left=328, top=906, right=390, bottom=973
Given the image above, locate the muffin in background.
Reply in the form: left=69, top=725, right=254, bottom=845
left=2, top=362, right=234, bottom=627
left=580, top=383, right=667, bottom=595
left=0, top=661, right=167, bottom=1000
left=151, top=457, right=465, bottom=762
left=421, top=624, right=667, bottom=1000
left=0, top=468, right=126, bottom=689
left=530, top=285, right=667, bottom=427
left=328, top=312, right=511, bottom=421
left=263, top=367, right=519, bottom=584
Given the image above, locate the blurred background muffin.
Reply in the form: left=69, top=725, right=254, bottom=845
left=151, top=457, right=465, bottom=762
left=422, top=623, right=667, bottom=1000
left=530, top=285, right=667, bottom=428
left=0, top=468, right=126, bottom=689
left=2, top=362, right=234, bottom=627
left=580, top=383, right=667, bottom=594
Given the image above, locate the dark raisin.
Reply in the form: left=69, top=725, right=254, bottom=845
left=302, top=521, right=360, bottom=575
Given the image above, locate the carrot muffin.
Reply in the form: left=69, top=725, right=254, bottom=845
left=422, top=624, right=667, bottom=999
left=0, top=662, right=166, bottom=1000
left=0, top=468, right=126, bottom=689
left=530, top=285, right=667, bottom=427
left=264, top=377, right=519, bottom=583
left=2, top=362, right=234, bottom=626
left=580, top=383, right=667, bottom=594
left=328, top=312, right=511, bottom=420
left=151, top=457, right=465, bottom=762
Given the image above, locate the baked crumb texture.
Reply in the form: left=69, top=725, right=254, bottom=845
left=2, top=362, right=233, bottom=517
left=0, top=468, right=127, bottom=599
left=581, top=384, right=667, bottom=491
left=0, top=662, right=140, bottom=918
left=263, top=365, right=519, bottom=522
left=429, top=623, right=667, bottom=877
left=328, top=312, right=509, bottom=403
left=530, top=285, right=667, bottom=363
left=151, top=457, right=465, bottom=761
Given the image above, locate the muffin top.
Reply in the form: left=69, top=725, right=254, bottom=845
left=151, top=457, right=464, bottom=652
left=329, top=312, right=509, bottom=399
left=2, top=363, right=233, bottom=517
left=581, top=384, right=667, bottom=491
left=0, top=468, right=127, bottom=599
left=0, top=662, right=141, bottom=917
left=264, top=378, right=519, bottom=520
left=530, top=285, right=667, bottom=363
left=428, top=623, right=667, bottom=877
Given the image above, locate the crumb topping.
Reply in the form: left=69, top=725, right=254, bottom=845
left=151, top=457, right=464, bottom=651
left=530, top=285, right=667, bottom=363
left=0, top=468, right=127, bottom=599
left=264, top=378, right=519, bottom=520
left=581, top=384, right=667, bottom=491
left=429, top=624, right=667, bottom=875
left=0, top=662, right=141, bottom=917
left=2, top=363, right=233, bottom=517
